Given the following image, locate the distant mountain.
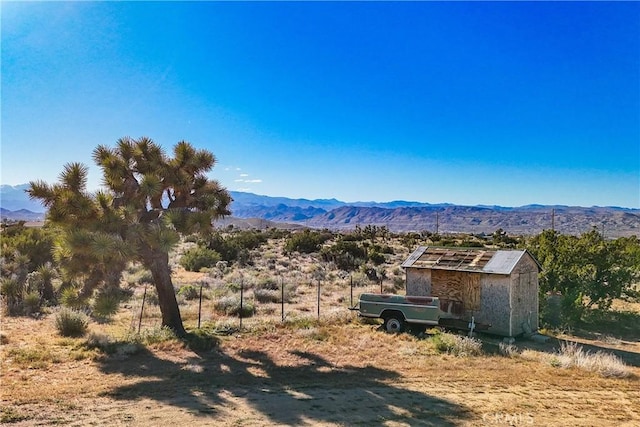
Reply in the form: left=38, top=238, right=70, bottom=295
left=302, top=205, right=640, bottom=237
left=0, top=184, right=44, bottom=212
left=228, top=192, right=640, bottom=237
left=2, top=185, right=638, bottom=237
left=0, top=207, right=45, bottom=222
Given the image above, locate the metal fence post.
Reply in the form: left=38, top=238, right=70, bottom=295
left=197, top=283, right=203, bottom=329
left=350, top=275, right=353, bottom=307
left=240, top=278, right=244, bottom=330
left=138, top=285, right=147, bottom=334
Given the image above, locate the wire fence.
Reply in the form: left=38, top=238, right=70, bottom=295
left=131, top=275, right=400, bottom=333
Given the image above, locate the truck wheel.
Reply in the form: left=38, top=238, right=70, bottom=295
left=384, top=316, right=404, bottom=333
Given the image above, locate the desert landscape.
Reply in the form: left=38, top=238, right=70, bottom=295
left=2, top=231, right=639, bottom=426
left=3, top=2, right=639, bottom=425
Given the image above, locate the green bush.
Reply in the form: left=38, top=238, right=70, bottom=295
left=368, top=251, right=386, bottom=265
left=23, top=292, right=41, bottom=315
left=178, top=284, right=202, bottom=300
left=321, top=240, right=367, bottom=271
left=1, top=278, right=24, bottom=315
left=285, top=230, right=330, bottom=254
left=431, top=332, right=483, bottom=357
left=55, top=308, right=89, bottom=337
left=255, top=277, right=279, bottom=290
left=60, top=287, right=89, bottom=309
left=180, top=247, right=221, bottom=272
left=214, top=296, right=255, bottom=317
left=92, top=291, right=120, bottom=318
left=254, top=289, right=280, bottom=303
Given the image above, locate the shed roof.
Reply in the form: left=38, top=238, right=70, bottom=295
left=401, top=246, right=540, bottom=275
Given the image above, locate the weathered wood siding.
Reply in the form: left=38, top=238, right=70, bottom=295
left=431, top=270, right=481, bottom=311
left=509, top=254, right=540, bottom=336
left=406, top=268, right=431, bottom=296
left=478, top=275, right=511, bottom=335
left=405, top=251, right=540, bottom=337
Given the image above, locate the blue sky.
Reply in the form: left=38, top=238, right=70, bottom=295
left=2, top=1, right=639, bottom=208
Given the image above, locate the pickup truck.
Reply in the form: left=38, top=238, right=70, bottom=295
left=355, top=293, right=441, bottom=333
left=354, top=293, right=488, bottom=333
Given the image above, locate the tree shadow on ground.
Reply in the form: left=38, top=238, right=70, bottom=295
left=98, top=342, right=472, bottom=425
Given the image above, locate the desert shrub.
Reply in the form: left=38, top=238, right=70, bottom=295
left=180, top=247, right=221, bottom=272
left=143, top=288, right=159, bottom=306
left=231, top=230, right=268, bottom=251
left=177, top=284, right=201, bottom=300
left=214, top=296, right=255, bottom=317
left=138, top=326, right=178, bottom=345
left=255, top=277, right=279, bottom=290
left=1, top=277, right=24, bottom=315
left=5, top=346, right=58, bottom=369
left=391, top=276, right=405, bottom=291
left=184, top=234, right=199, bottom=243
left=92, top=291, right=120, bottom=318
left=128, top=267, right=154, bottom=285
left=254, top=289, right=280, bottom=303
left=350, top=272, right=370, bottom=287
left=1, top=225, right=56, bottom=272
left=55, top=308, right=89, bottom=337
left=554, top=341, right=631, bottom=378
left=431, top=332, right=483, bottom=357
left=60, top=287, right=89, bottom=309
left=185, top=328, right=219, bottom=351
left=366, top=250, right=383, bottom=265
left=321, top=240, right=367, bottom=271
left=22, top=291, right=41, bottom=315
left=202, top=230, right=267, bottom=265
left=84, top=332, right=117, bottom=353
left=285, top=230, right=330, bottom=254
left=499, top=342, right=520, bottom=358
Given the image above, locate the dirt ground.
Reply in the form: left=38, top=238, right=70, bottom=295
left=1, top=312, right=639, bottom=427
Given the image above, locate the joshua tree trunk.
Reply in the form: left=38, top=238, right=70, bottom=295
left=141, top=246, right=186, bottom=337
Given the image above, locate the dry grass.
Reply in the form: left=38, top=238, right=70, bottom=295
left=1, top=235, right=639, bottom=426
left=553, top=341, right=632, bottom=378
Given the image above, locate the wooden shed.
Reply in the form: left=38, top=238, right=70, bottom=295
left=402, top=246, right=541, bottom=337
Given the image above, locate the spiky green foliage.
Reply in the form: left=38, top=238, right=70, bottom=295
left=28, top=137, right=231, bottom=336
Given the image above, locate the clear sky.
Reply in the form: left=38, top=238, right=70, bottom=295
left=2, top=1, right=639, bottom=208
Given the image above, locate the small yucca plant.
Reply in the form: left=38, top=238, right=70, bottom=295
left=60, top=287, right=88, bottom=309
left=92, top=292, right=120, bottom=318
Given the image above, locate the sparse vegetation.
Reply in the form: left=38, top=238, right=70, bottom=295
left=431, top=331, right=483, bottom=356
left=553, top=341, right=631, bottom=378
left=179, top=246, right=221, bottom=272
left=1, top=222, right=639, bottom=425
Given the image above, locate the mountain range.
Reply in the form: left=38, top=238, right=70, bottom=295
left=1, top=184, right=638, bottom=237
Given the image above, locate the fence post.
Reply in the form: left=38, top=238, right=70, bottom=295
left=197, top=283, right=203, bottom=329
left=281, top=276, right=285, bottom=322
left=240, top=278, right=244, bottom=330
left=138, top=285, right=147, bottom=334
left=350, top=275, right=353, bottom=307
left=317, top=279, right=321, bottom=319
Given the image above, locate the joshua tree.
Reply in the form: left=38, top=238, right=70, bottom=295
left=28, top=137, right=231, bottom=336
